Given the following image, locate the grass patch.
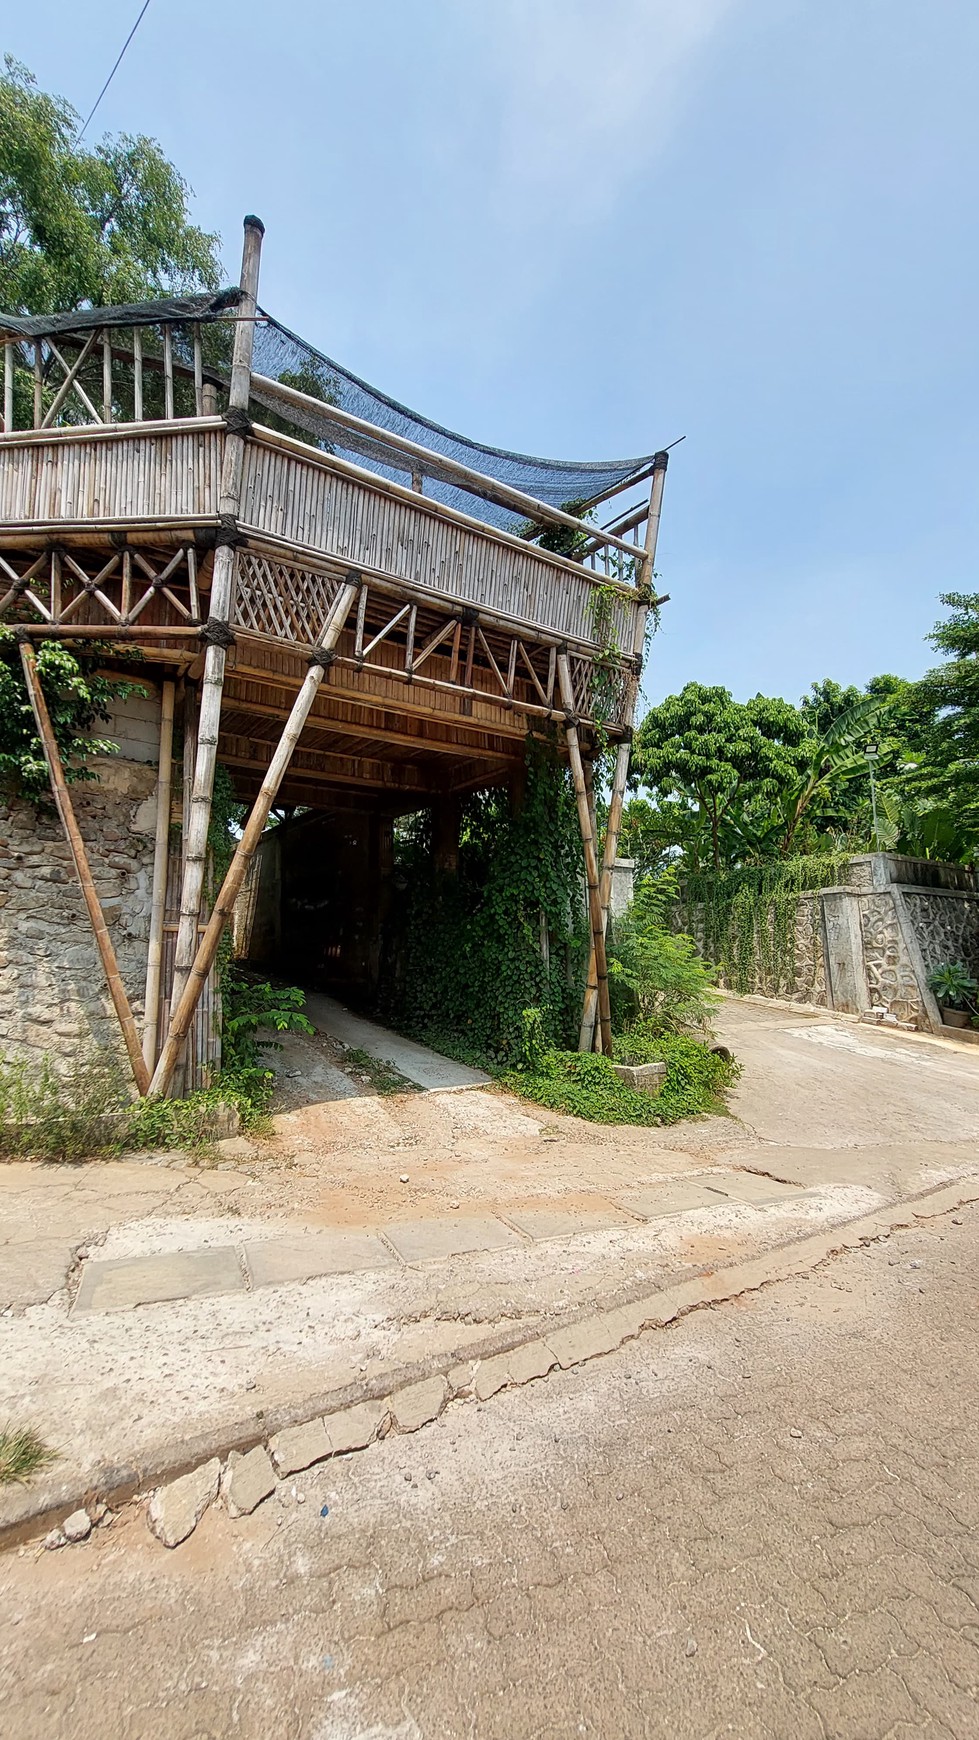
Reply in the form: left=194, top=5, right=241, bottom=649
left=503, top=1031, right=739, bottom=1127
left=342, top=1047, right=421, bottom=1097
left=0, top=1426, right=56, bottom=1485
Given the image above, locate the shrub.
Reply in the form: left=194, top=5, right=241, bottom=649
left=607, top=871, right=718, bottom=1034
left=0, top=1050, right=129, bottom=1160
left=503, top=1031, right=738, bottom=1127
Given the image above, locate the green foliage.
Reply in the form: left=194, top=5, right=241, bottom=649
left=129, top=1068, right=275, bottom=1149
left=606, top=871, right=718, bottom=1032
left=633, top=683, right=811, bottom=872
left=503, top=1032, right=737, bottom=1127
left=381, top=743, right=588, bottom=1067
left=0, top=56, right=221, bottom=316
left=926, top=961, right=977, bottom=1012
left=519, top=1007, right=551, bottom=1073
left=0, top=632, right=144, bottom=799
left=680, top=854, right=850, bottom=997
left=0, top=1425, right=56, bottom=1485
left=0, top=1049, right=129, bottom=1160
left=221, top=966, right=314, bottom=1072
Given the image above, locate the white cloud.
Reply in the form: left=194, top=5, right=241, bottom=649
left=472, top=0, right=737, bottom=224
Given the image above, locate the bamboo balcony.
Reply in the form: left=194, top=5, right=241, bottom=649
left=0, top=216, right=671, bottom=1086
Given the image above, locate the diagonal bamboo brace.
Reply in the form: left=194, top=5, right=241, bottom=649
left=148, top=580, right=360, bottom=1098
left=18, top=641, right=151, bottom=1095
left=558, top=652, right=614, bottom=1057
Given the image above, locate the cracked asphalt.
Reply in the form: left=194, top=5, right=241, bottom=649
left=3, top=1200, right=978, bottom=1738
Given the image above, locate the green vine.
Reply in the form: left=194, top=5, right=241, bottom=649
left=0, top=632, right=145, bottom=800
left=680, top=853, right=851, bottom=996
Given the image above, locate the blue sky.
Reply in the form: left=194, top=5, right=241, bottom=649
left=8, top=0, right=978, bottom=705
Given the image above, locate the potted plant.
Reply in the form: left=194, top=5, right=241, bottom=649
left=927, top=961, right=978, bottom=1028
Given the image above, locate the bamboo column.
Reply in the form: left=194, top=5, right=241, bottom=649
left=165, top=216, right=264, bottom=1083
left=3, top=341, right=12, bottom=432
left=578, top=452, right=669, bottom=1051
left=149, top=579, right=359, bottom=1098
left=558, top=651, right=614, bottom=1056
left=18, top=642, right=151, bottom=1095
left=142, top=678, right=176, bottom=1070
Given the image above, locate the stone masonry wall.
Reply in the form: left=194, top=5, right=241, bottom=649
left=0, top=686, right=161, bottom=1072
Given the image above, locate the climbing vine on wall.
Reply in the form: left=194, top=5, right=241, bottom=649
left=0, top=632, right=144, bottom=799
left=679, top=853, right=851, bottom=997
left=380, top=741, right=588, bottom=1066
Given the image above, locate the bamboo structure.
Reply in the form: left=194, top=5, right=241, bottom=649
left=18, top=642, right=151, bottom=1095
left=142, top=678, right=176, bottom=1070
left=168, top=217, right=264, bottom=1022
left=0, top=216, right=670, bottom=1094
left=578, top=452, right=670, bottom=1051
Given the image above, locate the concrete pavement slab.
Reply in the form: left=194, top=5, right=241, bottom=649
left=383, top=1215, right=523, bottom=1264
left=303, top=992, right=490, bottom=1092
left=242, top=1231, right=398, bottom=1288
left=613, top=1180, right=730, bottom=1220
left=72, top=1246, right=245, bottom=1315
left=504, top=1207, right=636, bottom=1241
left=712, top=1173, right=808, bottom=1205
left=0, top=1240, right=75, bottom=1308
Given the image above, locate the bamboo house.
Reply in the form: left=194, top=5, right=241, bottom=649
left=0, top=218, right=670, bottom=1096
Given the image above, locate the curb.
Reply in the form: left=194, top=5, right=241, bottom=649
left=5, top=1178, right=979, bottom=1553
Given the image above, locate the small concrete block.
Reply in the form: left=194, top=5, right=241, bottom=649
left=73, top=1246, right=244, bottom=1314
left=243, top=1231, right=398, bottom=1289
left=545, top=1316, right=621, bottom=1370
left=711, top=1172, right=805, bottom=1206
left=224, top=1445, right=276, bottom=1517
left=383, top=1215, right=522, bottom=1265
left=614, top=1180, right=729, bottom=1220
left=447, top=1363, right=473, bottom=1396
left=62, top=1508, right=92, bottom=1543
left=148, top=1458, right=221, bottom=1549
left=325, top=1399, right=388, bottom=1455
left=504, top=1207, right=633, bottom=1242
left=506, top=1340, right=556, bottom=1386
left=474, top=1353, right=511, bottom=1402
left=612, top=1061, right=668, bottom=1095
left=269, top=1418, right=331, bottom=1475
left=214, top=1136, right=255, bottom=1161
left=391, top=1376, right=449, bottom=1433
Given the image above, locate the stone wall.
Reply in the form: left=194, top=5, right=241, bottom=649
left=0, top=688, right=161, bottom=1071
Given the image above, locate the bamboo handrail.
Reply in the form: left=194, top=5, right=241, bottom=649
left=18, top=641, right=151, bottom=1094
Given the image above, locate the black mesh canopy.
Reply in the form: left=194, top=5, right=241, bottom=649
left=0, top=295, right=658, bottom=535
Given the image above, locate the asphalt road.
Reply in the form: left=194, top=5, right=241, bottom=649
left=2, top=1197, right=978, bottom=1739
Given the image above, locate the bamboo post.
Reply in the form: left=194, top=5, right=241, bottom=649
left=162, top=325, right=174, bottom=419
left=166, top=217, right=264, bottom=1055
left=142, top=678, right=176, bottom=1070
left=578, top=452, right=670, bottom=1050
left=133, top=328, right=143, bottom=421
left=3, top=341, right=12, bottom=432
left=33, top=342, right=42, bottom=427
left=18, top=641, right=151, bottom=1095
left=102, top=330, right=112, bottom=421
left=149, top=578, right=358, bottom=1097
left=557, top=651, right=614, bottom=1056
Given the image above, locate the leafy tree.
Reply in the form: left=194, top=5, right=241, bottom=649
left=632, top=683, right=810, bottom=872
left=878, top=594, right=979, bottom=861
left=0, top=630, right=143, bottom=797
left=0, top=56, right=220, bottom=315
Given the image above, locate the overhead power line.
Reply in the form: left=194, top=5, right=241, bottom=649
left=76, top=0, right=154, bottom=143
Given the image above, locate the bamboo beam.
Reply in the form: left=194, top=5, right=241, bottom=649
left=18, top=641, right=151, bottom=1094
left=149, top=579, right=358, bottom=1097
left=557, top=651, right=613, bottom=1056
left=579, top=452, right=669, bottom=1050
left=142, top=678, right=176, bottom=1070
left=168, top=216, right=264, bottom=1033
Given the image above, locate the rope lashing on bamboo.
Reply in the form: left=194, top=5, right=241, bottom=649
left=198, top=617, right=237, bottom=648
left=213, top=514, right=246, bottom=548
left=307, top=645, right=337, bottom=671
left=222, top=407, right=252, bottom=437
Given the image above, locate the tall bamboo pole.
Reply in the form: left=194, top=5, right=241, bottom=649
left=149, top=580, right=359, bottom=1098
left=165, top=217, right=264, bottom=1088
left=3, top=341, right=12, bottom=432
left=558, top=651, right=614, bottom=1056
left=578, top=452, right=669, bottom=1051
left=18, top=642, right=151, bottom=1094
left=142, top=678, right=176, bottom=1070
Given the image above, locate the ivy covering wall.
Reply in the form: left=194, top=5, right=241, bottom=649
left=679, top=853, right=851, bottom=998
left=379, top=742, right=588, bottom=1066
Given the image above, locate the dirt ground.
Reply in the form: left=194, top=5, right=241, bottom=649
left=3, top=1200, right=977, bottom=1739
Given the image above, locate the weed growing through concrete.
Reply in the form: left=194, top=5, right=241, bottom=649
left=0, top=1426, right=56, bottom=1485
left=343, top=1047, right=420, bottom=1096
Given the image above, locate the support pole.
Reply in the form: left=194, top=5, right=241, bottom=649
left=142, top=678, right=176, bottom=1070
left=149, top=579, right=359, bottom=1097
left=3, top=341, right=12, bottom=432
left=578, top=452, right=670, bottom=1050
left=166, top=216, right=264, bottom=1077
left=558, top=651, right=614, bottom=1057
left=18, top=641, right=151, bottom=1095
